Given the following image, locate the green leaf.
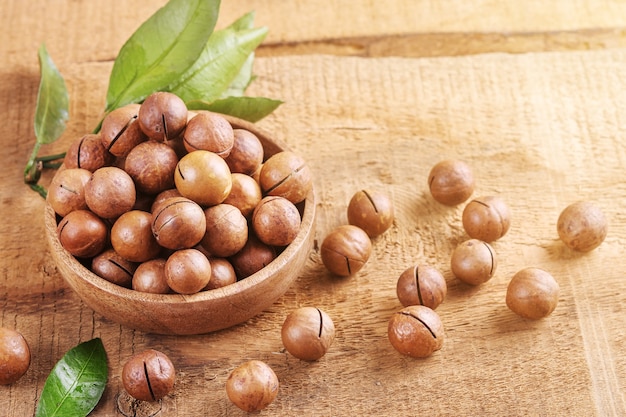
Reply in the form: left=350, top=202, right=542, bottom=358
left=34, top=44, right=69, bottom=145
left=222, top=52, right=256, bottom=98
left=187, top=96, right=282, bottom=122
left=168, top=13, right=268, bottom=104
left=105, top=0, right=221, bottom=112
left=35, top=338, right=108, bottom=417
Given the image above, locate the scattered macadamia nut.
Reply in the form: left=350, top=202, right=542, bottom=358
left=506, top=267, right=559, bottom=319
left=0, top=327, right=30, bottom=385
left=388, top=305, right=444, bottom=358
left=320, top=225, right=372, bottom=277
left=428, top=159, right=475, bottom=206
left=347, top=189, right=395, bottom=238
left=281, top=307, right=335, bottom=361
left=226, top=360, right=279, bottom=412
left=557, top=201, right=608, bottom=252
left=122, top=349, right=176, bottom=402
left=450, top=239, right=497, bottom=285
left=396, top=264, right=447, bottom=310
left=462, top=196, right=511, bottom=243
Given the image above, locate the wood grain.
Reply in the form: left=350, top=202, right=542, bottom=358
left=2, top=1, right=626, bottom=416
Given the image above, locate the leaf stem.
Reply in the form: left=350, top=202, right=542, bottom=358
left=23, top=142, right=42, bottom=184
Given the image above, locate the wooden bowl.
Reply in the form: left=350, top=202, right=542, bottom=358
left=44, top=116, right=315, bottom=335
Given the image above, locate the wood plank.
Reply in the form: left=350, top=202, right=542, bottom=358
left=3, top=1, right=626, bottom=66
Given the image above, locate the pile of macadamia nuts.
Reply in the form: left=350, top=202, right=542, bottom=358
left=47, top=91, right=312, bottom=295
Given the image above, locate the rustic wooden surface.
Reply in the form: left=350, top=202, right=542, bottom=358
left=2, top=1, right=626, bottom=416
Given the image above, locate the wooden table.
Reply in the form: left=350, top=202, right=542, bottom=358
left=2, top=1, right=626, bottom=415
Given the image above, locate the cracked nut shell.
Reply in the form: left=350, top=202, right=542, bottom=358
left=462, top=196, right=511, bottom=243
left=396, top=264, right=447, bottom=310
left=347, top=189, right=395, bottom=238
left=428, top=159, right=475, bottom=206
left=320, top=225, right=372, bottom=277
left=450, top=239, right=497, bottom=285
left=281, top=306, right=335, bottom=361
left=388, top=305, right=444, bottom=358
left=122, top=349, right=176, bottom=402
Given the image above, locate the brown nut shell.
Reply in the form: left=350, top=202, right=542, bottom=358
left=450, top=239, right=497, bottom=285
left=91, top=248, right=137, bottom=287
left=201, top=204, right=248, bottom=257
left=506, top=267, right=559, bottom=319
left=84, top=166, right=136, bottom=219
left=122, top=349, right=176, bottom=402
left=47, top=168, right=92, bottom=217
left=428, top=159, right=475, bottom=206
left=132, top=259, right=171, bottom=294
left=557, top=201, right=608, bottom=252
left=57, top=209, right=108, bottom=258
left=281, top=307, right=335, bottom=361
left=203, top=258, right=237, bottom=290
left=0, top=327, right=31, bottom=385
left=462, top=196, right=512, bottom=243
left=138, top=92, right=188, bottom=141
left=182, top=111, right=234, bottom=157
left=174, top=150, right=232, bottom=207
left=64, top=133, right=113, bottom=172
left=259, top=151, right=312, bottom=204
left=229, top=235, right=277, bottom=279
left=225, top=129, right=264, bottom=175
left=110, top=210, right=161, bottom=263
left=252, top=196, right=301, bottom=247
left=396, top=264, right=447, bottom=309
left=226, top=360, right=279, bottom=412
left=388, top=305, right=444, bottom=358
left=223, top=173, right=262, bottom=218
left=124, top=140, right=179, bottom=195
left=320, top=225, right=372, bottom=277
left=100, top=103, right=146, bottom=157
left=347, top=189, right=395, bottom=238
left=165, top=248, right=211, bottom=294
left=151, top=197, right=206, bottom=250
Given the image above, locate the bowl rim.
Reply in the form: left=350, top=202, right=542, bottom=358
left=45, top=114, right=316, bottom=308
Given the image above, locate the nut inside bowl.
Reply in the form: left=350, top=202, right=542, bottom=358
left=45, top=115, right=315, bottom=335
